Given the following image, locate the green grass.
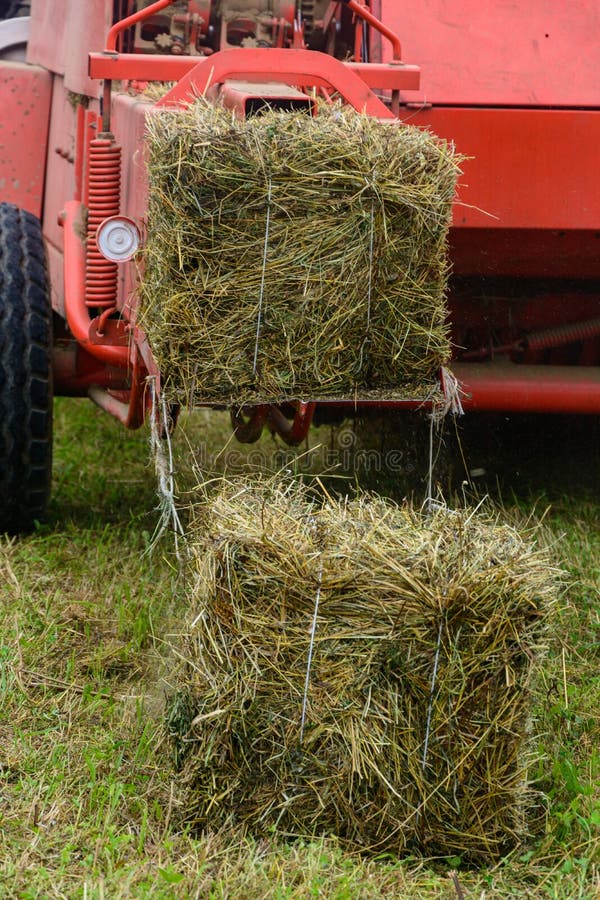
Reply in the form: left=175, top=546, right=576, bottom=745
left=0, top=398, right=598, bottom=898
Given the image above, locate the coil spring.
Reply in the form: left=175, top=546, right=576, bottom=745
left=85, top=137, right=122, bottom=311
left=525, top=317, right=600, bottom=352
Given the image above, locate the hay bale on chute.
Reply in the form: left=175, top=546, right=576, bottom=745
left=166, top=478, right=556, bottom=860
left=140, top=103, right=460, bottom=406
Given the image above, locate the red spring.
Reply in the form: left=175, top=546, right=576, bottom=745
left=525, top=317, right=600, bottom=352
left=85, top=137, right=122, bottom=311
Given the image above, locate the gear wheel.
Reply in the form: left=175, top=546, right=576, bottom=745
left=299, top=0, right=315, bottom=39
left=298, top=0, right=331, bottom=50
left=154, top=31, right=173, bottom=49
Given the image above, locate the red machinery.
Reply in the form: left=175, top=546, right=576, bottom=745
left=1, top=0, right=599, bottom=531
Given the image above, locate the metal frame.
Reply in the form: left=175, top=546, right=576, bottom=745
left=49, top=0, right=600, bottom=432
left=89, top=49, right=419, bottom=93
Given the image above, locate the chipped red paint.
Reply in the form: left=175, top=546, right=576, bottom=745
left=0, top=63, right=51, bottom=217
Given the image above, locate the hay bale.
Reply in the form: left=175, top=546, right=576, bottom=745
left=167, top=479, right=556, bottom=860
left=140, top=104, right=460, bottom=405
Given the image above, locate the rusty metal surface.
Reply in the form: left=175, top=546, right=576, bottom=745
left=0, top=61, right=51, bottom=217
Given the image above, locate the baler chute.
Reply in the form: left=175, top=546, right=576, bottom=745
left=62, top=0, right=429, bottom=434
left=1, top=0, right=599, bottom=532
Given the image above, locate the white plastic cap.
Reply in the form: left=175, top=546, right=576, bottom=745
left=96, top=216, right=140, bottom=262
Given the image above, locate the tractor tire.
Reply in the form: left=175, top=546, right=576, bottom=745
left=0, top=202, right=53, bottom=534
left=0, top=2, right=30, bottom=19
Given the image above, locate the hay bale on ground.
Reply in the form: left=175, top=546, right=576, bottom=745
left=140, top=104, right=460, bottom=405
left=166, top=479, right=556, bottom=860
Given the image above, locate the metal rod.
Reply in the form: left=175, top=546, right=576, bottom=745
left=105, top=0, right=175, bottom=52
left=343, top=0, right=402, bottom=60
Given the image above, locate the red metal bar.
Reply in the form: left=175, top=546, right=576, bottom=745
left=451, top=363, right=600, bottom=414
left=88, top=352, right=147, bottom=429
left=89, top=53, right=206, bottom=81
left=53, top=342, right=129, bottom=396
left=268, top=402, right=316, bottom=446
left=154, top=49, right=395, bottom=117
left=88, top=52, right=419, bottom=94
left=82, top=109, right=98, bottom=209
left=345, top=0, right=402, bottom=60
left=347, top=63, right=418, bottom=90
left=106, top=0, right=175, bottom=53
left=74, top=104, right=85, bottom=203
left=230, top=402, right=317, bottom=444
left=292, top=14, right=304, bottom=49
left=291, top=365, right=600, bottom=414
left=61, top=200, right=130, bottom=368
left=231, top=406, right=270, bottom=443
left=62, top=200, right=147, bottom=426
left=352, top=0, right=365, bottom=61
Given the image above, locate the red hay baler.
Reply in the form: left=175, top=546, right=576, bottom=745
left=1, top=0, right=599, bottom=532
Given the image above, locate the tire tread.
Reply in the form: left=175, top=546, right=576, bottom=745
left=0, top=202, right=53, bottom=533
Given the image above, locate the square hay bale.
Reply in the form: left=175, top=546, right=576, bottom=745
left=167, top=479, right=556, bottom=860
left=140, top=104, right=461, bottom=405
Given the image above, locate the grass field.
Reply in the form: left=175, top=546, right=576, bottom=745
left=0, top=399, right=598, bottom=898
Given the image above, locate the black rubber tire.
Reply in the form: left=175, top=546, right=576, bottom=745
left=0, top=1, right=30, bottom=19
left=0, top=202, right=53, bottom=534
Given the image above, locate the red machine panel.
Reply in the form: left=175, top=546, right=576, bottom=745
left=41, top=77, right=80, bottom=262
left=399, top=106, right=600, bottom=276
left=0, top=61, right=51, bottom=218
left=401, top=107, right=600, bottom=231
left=27, top=0, right=108, bottom=98
left=382, top=0, right=600, bottom=108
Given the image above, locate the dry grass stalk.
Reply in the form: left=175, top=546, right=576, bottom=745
left=140, top=103, right=460, bottom=405
left=167, top=478, right=556, bottom=860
